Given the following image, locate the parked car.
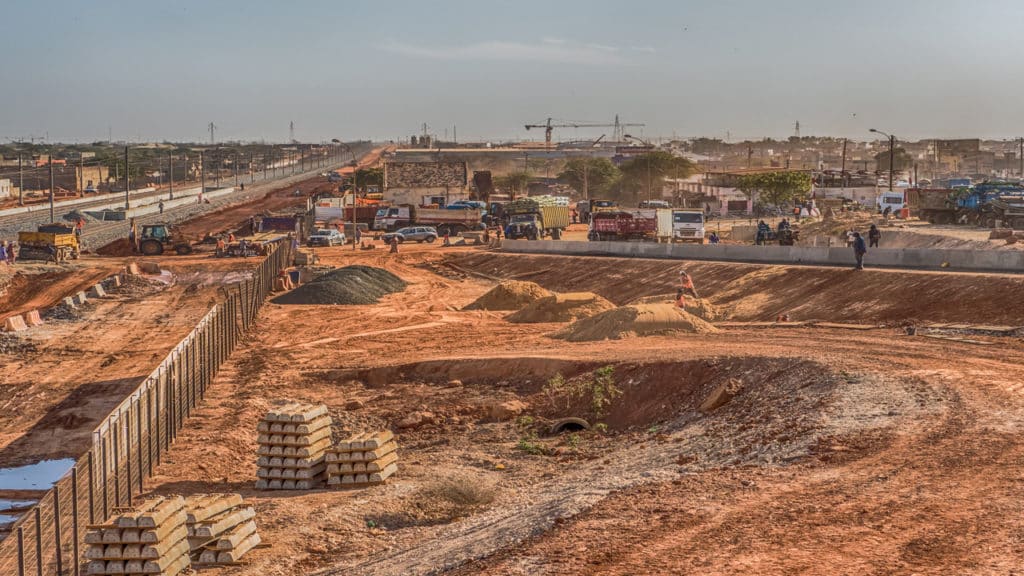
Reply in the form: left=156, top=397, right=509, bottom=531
left=381, top=226, right=438, bottom=244
left=307, top=228, right=346, bottom=246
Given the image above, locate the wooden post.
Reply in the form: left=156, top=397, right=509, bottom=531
left=53, top=484, right=62, bottom=575
left=72, top=466, right=80, bottom=576
left=34, top=507, right=42, bottom=576
left=87, top=450, right=95, bottom=525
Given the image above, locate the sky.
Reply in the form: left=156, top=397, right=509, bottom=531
left=3, top=0, right=1024, bottom=144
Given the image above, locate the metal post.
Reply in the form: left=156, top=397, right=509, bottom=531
left=87, top=450, right=95, bottom=524
left=168, top=151, right=174, bottom=199
left=49, top=160, right=55, bottom=223
left=263, top=152, right=268, bottom=181
left=250, top=152, right=255, bottom=184
left=234, top=153, right=239, bottom=186
left=18, top=154, right=23, bottom=206
left=53, top=484, right=63, bottom=575
left=102, top=435, right=109, bottom=519
left=888, top=135, right=895, bottom=191
left=113, top=423, right=121, bottom=507
left=136, top=399, right=143, bottom=494
left=17, top=525, right=25, bottom=576
left=200, top=150, right=206, bottom=194
left=72, top=467, right=80, bottom=576
left=34, top=507, right=42, bottom=576
left=79, top=153, right=85, bottom=194
left=124, top=146, right=130, bottom=209
left=841, top=138, right=847, bottom=182
left=146, top=386, right=154, bottom=476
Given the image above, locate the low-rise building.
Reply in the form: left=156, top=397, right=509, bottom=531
left=383, top=160, right=469, bottom=206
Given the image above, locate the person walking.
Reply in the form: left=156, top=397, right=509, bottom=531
left=676, top=270, right=700, bottom=309
left=389, top=236, right=399, bottom=254
left=852, top=231, right=867, bottom=270
left=0, top=241, right=7, bottom=265
left=6, top=241, right=15, bottom=265
left=868, top=224, right=881, bottom=248
left=158, top=200, right=165, bottom=214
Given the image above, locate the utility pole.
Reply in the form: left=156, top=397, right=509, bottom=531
left=1019, top=137, right=1023, bottom=178
left=272, top=147, right=277, bottom=178
left=200, top=150, right=205, bottom=195
left=888, top=135, right=895, bottom=191
left=251, top=151, right=255, bottom=184
left=215, top=150, right=221, bottom=188
left=583, top=160, right=589, bottom=200
left=168, top=151, right=174, bottom=199
left=263, top=151, right=268, bottom=180
left=49, top=159, right=55, bottom=222
left=124, top=146, right=130, bottom=209
left=841, top=138, right=848, bottom=181
left=18, top=154, right=23, bottom=206
left=234, top=153, right=239, bottom=186
left=747, top=145, right=753, bottom=169
left=79, top=154, right=84, bottom=194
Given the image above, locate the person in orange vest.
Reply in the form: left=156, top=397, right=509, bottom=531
left=676, top=270, right=699, bottom=309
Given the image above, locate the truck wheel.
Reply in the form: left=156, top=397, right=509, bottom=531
left=140, top=239, right=164, bottom=256
left=175, top=244, right=194, bottom=255
left=551, top=228, right=562, bottom=240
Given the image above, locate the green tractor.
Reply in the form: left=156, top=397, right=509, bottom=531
left=138, top=224, right=194, bottom=256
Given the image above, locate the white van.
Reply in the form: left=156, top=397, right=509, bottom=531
left=876, top=191, right=905, bottom=215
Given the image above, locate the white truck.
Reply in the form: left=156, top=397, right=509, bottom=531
left=656, top=209, right=706, bottom=243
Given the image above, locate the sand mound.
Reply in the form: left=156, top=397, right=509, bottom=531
left=464, top=280, right=553, bottom=311
left=554, top=303, right=718, bottom=341
left=271, top=265, right=406, bottom=305
left=507, top=292, right=616, bottom=323
left=627, top=294, right=720, bottom=321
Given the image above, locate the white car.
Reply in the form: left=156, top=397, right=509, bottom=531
left=307, top=228, right=346, bottom=246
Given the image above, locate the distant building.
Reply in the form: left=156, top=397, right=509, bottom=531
left=383, top=161, right=469, bottom=206
left=0, top=178, right=10, bottom=199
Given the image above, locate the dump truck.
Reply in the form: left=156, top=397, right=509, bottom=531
left=905, top=188, right=958, bottom=224
left=373, top=204, right=483, bottom=235
left=983, top=197, right=1024, bottom=229
left=588, top=210, right=657, bottom=241
left=655, top=209, right=706, bottom=243
left=503, top=197, right=571, bottom=240
left=17, top=223, right=80, bottom=260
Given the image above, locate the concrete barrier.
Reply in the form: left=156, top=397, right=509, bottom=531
left=88, top=284, right=107, bottom=298
left=24, top=310, right=43, bottom=327
left=0, top=187, right=156, bottom=218
left=73, top=291, right=88, bottom=305
left=3, top=315, right=28, bottom=332
left=62, top=296, right=77, bottom=308
left=501, top=239, right=1024, bottom=274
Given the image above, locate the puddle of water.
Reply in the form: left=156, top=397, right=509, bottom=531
left=0, top=459, right=75, bottom=490
left=0, top=499, right=34, bottom=512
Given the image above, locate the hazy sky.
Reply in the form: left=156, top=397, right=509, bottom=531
left=3, top=0, right=1023, bottom=143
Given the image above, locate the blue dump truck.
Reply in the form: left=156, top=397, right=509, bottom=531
left=907, top=181, right=1024, bottom=227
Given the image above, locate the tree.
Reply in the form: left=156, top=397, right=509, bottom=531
left=353, top=167, right=382, bottom=190
left=616, top=152, right=697, bottom=202
left=496, top=172, right=531, bottom=196
left=874, top=147, right=912, bottom=172
left=557, top=158, right=620, bottom=198
left=735, top=171, right=812, bottom=207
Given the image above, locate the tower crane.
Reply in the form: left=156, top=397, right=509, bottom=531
left=524, top=115, right=644, bottom=146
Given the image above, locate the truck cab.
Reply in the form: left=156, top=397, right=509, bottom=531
left=374, top=206, right=410, bottom=231
left=505, top=213, right=542, bottom=240
left=671, top=210, right=706, bottom=242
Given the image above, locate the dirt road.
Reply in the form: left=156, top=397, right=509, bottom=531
left=124, top=243, right=1024, bottom=575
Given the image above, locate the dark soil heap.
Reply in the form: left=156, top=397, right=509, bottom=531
left=271, top=265, right=407, bottom=305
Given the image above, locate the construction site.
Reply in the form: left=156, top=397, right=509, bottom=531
left=1, top=128, right=1024, bottom=576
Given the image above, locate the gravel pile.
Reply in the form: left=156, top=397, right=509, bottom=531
left=0, top=333, right=37, bottom=355
left=272, top=265, right=407, bottom=305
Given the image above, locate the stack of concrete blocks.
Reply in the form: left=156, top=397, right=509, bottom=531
left=82, top=496, right=190, bottom=576
left=185, top=493, right=261, bottom=565
left=255, top=403, right=332, bottom=490
left=326, top=430, right=399, bottom=487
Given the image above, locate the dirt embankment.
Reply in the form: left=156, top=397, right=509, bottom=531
left=448, top=252, right=1024, bottom=326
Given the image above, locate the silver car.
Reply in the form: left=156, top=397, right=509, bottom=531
left=307, top=228, right=346, bottom=246
left=382, top=226, right=438, bottom=243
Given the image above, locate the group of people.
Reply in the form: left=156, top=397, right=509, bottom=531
left=0, top=240, right=18, bottom=265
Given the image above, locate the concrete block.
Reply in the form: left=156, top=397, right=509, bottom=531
left=23, top=310, right=43, bottom=327
left=73, top=291, right=88, bottom=305
left=3, top=315, right=28, bottom=332
left=62, top=296, right=77, bottom=309
left=88, top=284, right=107, bottom=298
left=127, top=263, right=141, bottom=275
left=104, top=274, right=122, bottom=288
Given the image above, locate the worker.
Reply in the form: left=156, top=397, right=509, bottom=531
left=46, top=243, right=58, bottom=264
left=158, top=200, right=165, bottom=214
left=215, top=237, right=226, bottom=257
left=708, top=231, right=720, bottom=244
left=389, top=236, right=399, bottom=254
left=852, top=231, right=867, bottom=270
left=0, top=241, right=7, bottom=265
left=6, top=241, right=16, bottom=265
left=75, top=218, right=84, bottom=239
left=354, top=227, right=362, bottom=245
left=676, top=270, right=700, bottom=309
left=495, top=226, right=502, bottom=241
left=868, top=224, right=881, bottom=248
left=883, top=205, right=892, bottom=221
left=128, top=219, right=138, bottom=253
left=228, top=233, right=236, bottom=243
left=756, top=220, right=770, bottom=245
left=443, top=233, right=451, bottom=246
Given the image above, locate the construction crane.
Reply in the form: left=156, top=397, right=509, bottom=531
left=524, top=115, right=644, bottom=146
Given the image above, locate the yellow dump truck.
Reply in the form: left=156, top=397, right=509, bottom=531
left=17, top=223, right=80, bottom=261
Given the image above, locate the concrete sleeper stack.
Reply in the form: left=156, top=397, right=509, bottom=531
left=256, top=402, right=332, bottom=490
left=83, top=496, right=190, bottom=576
left=185, top=493, right=261, bottom=565
left=326, top=429, right=399, bottom=487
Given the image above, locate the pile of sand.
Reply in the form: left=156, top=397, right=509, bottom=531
left=271, top=265, right=406, bottom=305
left=507, top=292, right=616, bottom=323
left=464, top=280, right=552, bottom=311
left=554, top=303, right=719, bottom=342
left=628, top=294, right=720, bottom=321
